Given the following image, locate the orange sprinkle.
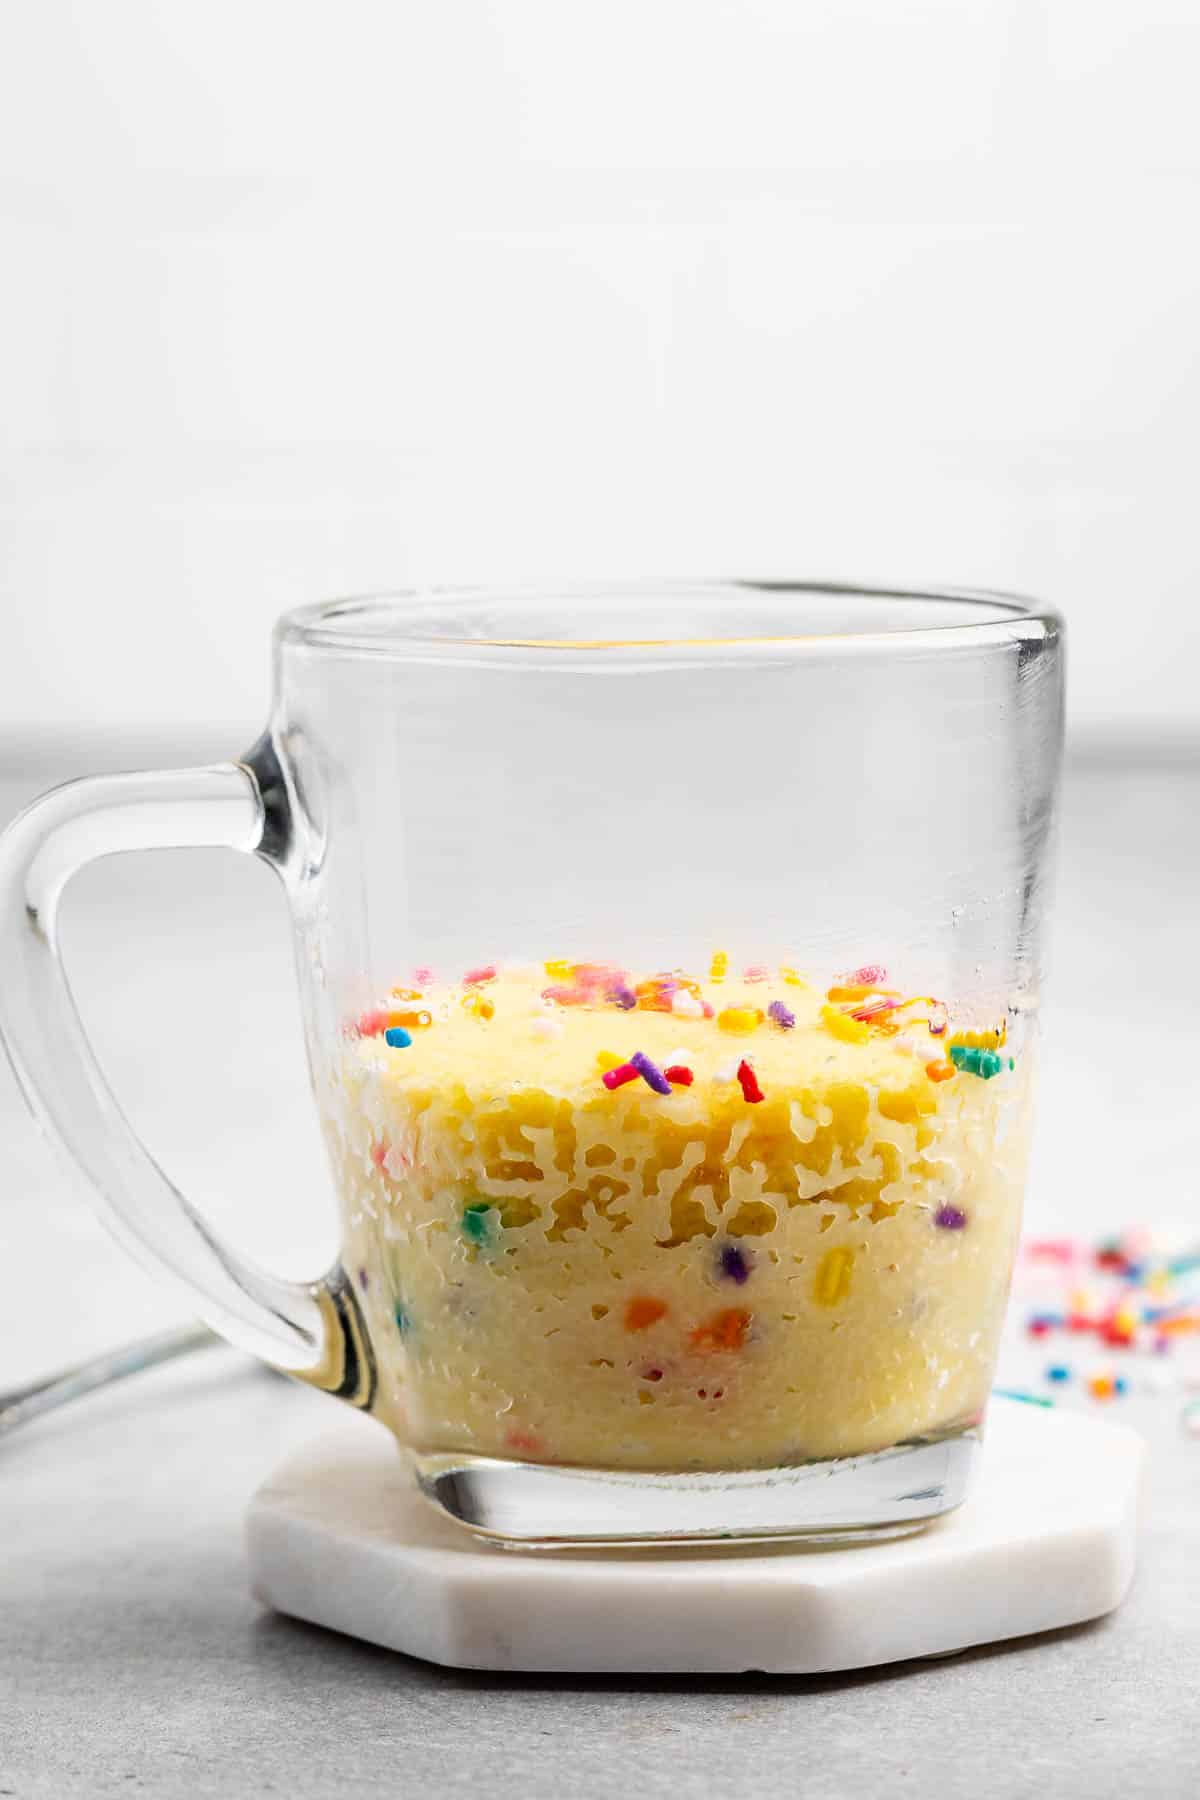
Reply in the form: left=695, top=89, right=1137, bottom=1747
left=926, top=1060, right=957, bottom=1082
left=634, top=977, right=677, bottom=1012
left=690, top=1307, right=751, bottom=1353
left=386, top=1008, right=432, bottom=1030
left=1088, top=1374, right=1116, bottom=1401
left=461, top=991, right=495, bottom=1020
left=625, top=1295, right=669, bottom=1331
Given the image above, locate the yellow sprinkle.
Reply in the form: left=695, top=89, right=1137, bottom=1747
left=780, top=963, right=807, bottom=987
left=544, top=959, right=573, bottom=980
left=820, top=1003, right=871, bottom=1044
left=815, top=1247, right=855, bottom=1307
left=950, top=1027, right=1005, bottom=1053
left=709, top=950, right=729, bottom=983
left=596, top=1050, right=623, bottom=1072
left=461, top=992, right=495, bottom=1020
left=717, top=1006, right=763, bottom=1035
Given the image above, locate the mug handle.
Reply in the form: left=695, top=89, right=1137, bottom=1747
left=0, top=745, right=374, bottom=1410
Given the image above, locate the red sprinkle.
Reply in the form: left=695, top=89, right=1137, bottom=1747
left=736, top=1059, right=764, bottom=1103
left=602, top=1062, right=640, bottom=1090
left=370, top=1141, right=389, bottom=1170
left=356, top=1009, right=389, bottom=1037
left=463, top=965, right=497, bottom=986
left=839, top=963, right=888, bottom=987
left=664, top=1065, right=694, bottom=1086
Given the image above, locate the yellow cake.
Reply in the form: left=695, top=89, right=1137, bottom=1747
left=323, top=960, right=1029, bottom=1471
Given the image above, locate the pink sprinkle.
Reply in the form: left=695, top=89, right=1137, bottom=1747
left=701, top=1000, right=715, bottom=1019
left=370, top=1141, right=390, bottom=1170
left=851, top=996, right=898, bottom=1023
left=464, top=965, right=497, bottom=986
left=413, top=967, right=434, bottom=985
left=356, top=1009, right=388, bottom=1037
left=744, top=965, right=769, bottom=983
left=504, top=1426, right=544, bottom=1457
left=602, top=1062, right=639, bottom=1090
left=845, top=964, right=888, bottom=986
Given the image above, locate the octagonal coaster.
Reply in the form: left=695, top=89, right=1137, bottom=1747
left=246, top=1398, right=1144, bottom=1674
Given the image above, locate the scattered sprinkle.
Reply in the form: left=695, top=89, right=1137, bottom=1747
left=357, top=1267, right=369, bottom=1291
left=625, top=1295, right=668, bottom=1331
left=767, top=1000, right=795, bottom=1030
left=948, top=1044, right=1004, bottom=1079
left=719, top=1244, right=751, bottom=1284
left=690, top=1307, right=751, bottom=1352
left=394, top=1301, right=411, bottom=1334
left=671, top=988, right=704, bottom=1018
left=1046, top=1364, right=1071, bottom=1383
left=926, top=1059, right=956, bottom=1082
left=463, top=965, right=497, bottom=986
left=384, top=1026, right=413, bottom=1048
left=743, top=965, right=769, bottom=983
left=602, top=1061, right=640, bottom=1091
left=934, top=1204, right=968, bottom=1231
left=717, top=1006, right=763, bottom=1035
left=709, top=950, right=729, bottom=982
left=608, top=982, right=637, bottom=1010
left=630, top=1050, right=673, bottom=1095
left=461, top=1200, right=495, bottom=1244
left=815, top=1247, right=855, bottom=1307
left=596, top=1050, right=623, bottom=1071
left=531, top=1015, right=564, bottom=1040
left=664, top=1064, right=694, bottom=1087
left=736, top=1058, right=764, bottom=1104
left=820, top=1003, right=871, bottom=1044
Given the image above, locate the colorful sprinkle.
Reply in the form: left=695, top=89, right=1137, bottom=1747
left=625, top=1295, right=668, bottom=1331
left=838, top=964, right=887, bottom=987
left=671, top=988, right=704, bottom=1018
left=631, top=1051, right=673, bottom=1096
left=664, top=1064, right=694, bottom=1087
left=815, top=1247, right=855, bottom=1307
left=948, top=1044, right=1004, bottom=1079
left=709, top=950, right=729, bottom=982
left=934, top=1204, right=968, bottom=1231
left=767, top=1000, right=795, bottom=1030
left=820, top=1003, right=871, bottom=1045
left=394, top=1301, right=411, bottom=1334
left=461, top=991, right=495, bottom=1020
left=357, top=1267, right=369, bottom=1292
left=602, top=1061, right=640, bottom=1091
left=384, top=1026, right=413, bottom=1048
left=1088, top=1373, right=1117, bottom=1401
left=736, top=1058, right=764, bottom=1104
left=717, top=1006, right=763, bottom=1035
left=463, top=965, right=497, bottom=986
left=596, top=1050, right=623, bottom=1071
left=461, top=1200, right=495, bottom=1244
left=385, top=1008, right=432, bottom=1030
left=1046, top=1364, right=1071, bottom=1383
left=608, top=982, right=637, bottom=1010
left=413, top=966, right=435, bottom=985
left=531, top=1015, right=564, bottom=1040
left=719, top=1244, right=751, bottom=1284
left=926, top=1059, right=956, bottom=1082
left=690, top=1307, right=751, bottom=1352
left=743, top=965, right=769, bottom=983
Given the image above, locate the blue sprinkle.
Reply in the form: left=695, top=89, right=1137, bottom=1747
left=719, top=1244, right=751, bottom=1284
left=394, top=1301, right=412, bottom=1335
left=1114, top=1376, right=1128, bottom=1395
left=385, top=1026, right=413, bottom=1048
left=1046, top=1364, right=1071, bottom=1383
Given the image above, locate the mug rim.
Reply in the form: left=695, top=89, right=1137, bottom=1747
left=276, top=580, right=1061, bottom=663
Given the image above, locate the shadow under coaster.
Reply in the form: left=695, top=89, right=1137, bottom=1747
left=246, top=1398, right=1144, bottom=1675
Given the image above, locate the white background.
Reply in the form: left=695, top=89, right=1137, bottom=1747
left=2, top=0, right=1198, bottom=744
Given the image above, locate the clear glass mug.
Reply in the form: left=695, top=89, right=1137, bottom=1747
left=0, top=584, right=1063, bottom=1545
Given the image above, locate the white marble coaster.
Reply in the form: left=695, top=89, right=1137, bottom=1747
left=246, top=1399, right=1144, bottom=1674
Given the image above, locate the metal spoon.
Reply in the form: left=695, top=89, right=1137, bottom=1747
left=0, top=1323, right=220, bottom=1437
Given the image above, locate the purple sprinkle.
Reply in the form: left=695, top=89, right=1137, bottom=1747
left=767, top=1000, right=795, bottom=1030
left=719, top=1244, right=751, bottom=1284
left=608, top=983, right=637, bottom=1010
left=357, top=1267, right=370, bottom=1291
left=630, top=1050, right=672, bottom=1096
left=935, top=1205, right=968, bottom=1231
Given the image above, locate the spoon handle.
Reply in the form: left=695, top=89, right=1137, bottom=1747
left=0, top=1323, right=219, bottom=1438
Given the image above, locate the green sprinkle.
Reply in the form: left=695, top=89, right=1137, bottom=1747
left=948, top=1045, right=1004, bottom=1080
left=394, top=1301, right=412, bottom=1335
left=462, top=1200, right=495, bottom=1244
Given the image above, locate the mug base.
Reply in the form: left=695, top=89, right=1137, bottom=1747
left=412, top=1423, right=980, bottom=1547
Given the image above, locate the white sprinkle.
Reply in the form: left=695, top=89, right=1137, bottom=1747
left=666, top=1048, right=692, bottom=1067
left=715, top=1060, right=739, bottom=1084
left=671, top=989, right=704, bottom=1018
left=531, top=1015, right=564, bottom=1040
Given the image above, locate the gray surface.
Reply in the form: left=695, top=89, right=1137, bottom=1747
left=1, top=743, right=1198, bottom=1796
